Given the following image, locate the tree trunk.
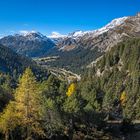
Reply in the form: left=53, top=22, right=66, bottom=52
left=5, top=131, right=9, bottom=140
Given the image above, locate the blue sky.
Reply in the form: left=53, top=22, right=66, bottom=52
left=0, top=0, right=140, bottom=36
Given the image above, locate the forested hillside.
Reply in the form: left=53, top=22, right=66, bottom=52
left=0, top=44, right=49, bottom=114
left=0, top=44, right=48, bottom=79
left=79, top=38, right=140, bottom=120
left=0, top=38, right=139, bottom=140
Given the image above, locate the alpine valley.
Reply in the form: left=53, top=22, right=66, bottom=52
left=0, top=13, right=140, bottom=140
left=1, top=13, right=140, bottom=73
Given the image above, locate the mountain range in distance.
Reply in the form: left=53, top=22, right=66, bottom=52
left=0, top=12, right=140, bottom=73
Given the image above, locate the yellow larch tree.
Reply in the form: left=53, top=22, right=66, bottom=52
left=120, top=91, right=126, bottom=106
left=66, top=83, right=76, bottom=97
left=14, top=68, right=45, bottom=139
left=0, top=68, right=45, bottom=140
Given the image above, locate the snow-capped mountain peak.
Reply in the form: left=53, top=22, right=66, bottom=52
left=68, top=30, right=86, bottom=37
left=19, top=30, right=38, bottom=36
left=56, top=16, right=129, bottom=52
left=13, top=30, right=53, bottom=42
left=18, top=30, right=47, bottom=39
left=83, top=16, right=128, bottom=37
left=67, top=16, right=128, bottom=39
left=48, top=32, right=66, bottom=38
left=97, top=17, right=128, bottom=32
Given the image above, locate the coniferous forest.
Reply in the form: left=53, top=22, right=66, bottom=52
left=0, top=1, right=140, bottom=139
left=0, top=37, right=140, bottom=140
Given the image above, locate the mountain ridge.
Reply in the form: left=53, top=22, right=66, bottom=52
left=0, top=13, right=140, bottom=73
left=0, top=32, right=55, bottom=57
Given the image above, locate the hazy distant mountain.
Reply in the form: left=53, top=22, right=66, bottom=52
left=0, top=31, right=55, bottom=57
